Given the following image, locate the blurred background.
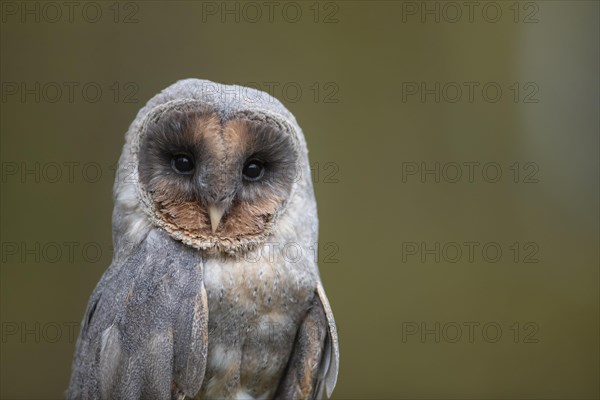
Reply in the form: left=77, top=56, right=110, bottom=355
left=1, top=1, right=598, bottom=399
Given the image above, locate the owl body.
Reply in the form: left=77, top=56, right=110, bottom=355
left=199, top=195, right=321, bottom=399
left=68, top=79, right=338, bottom=400
left=200, top=249, right=315, bottom=398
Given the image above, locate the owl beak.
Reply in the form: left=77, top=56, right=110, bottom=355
left=209, top=204, right=226, bottom=233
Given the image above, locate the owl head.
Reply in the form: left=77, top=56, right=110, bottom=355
left=113, top=80, right=316, bottom=255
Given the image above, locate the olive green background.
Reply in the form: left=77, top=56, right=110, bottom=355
left=1, top=1, right=598, bottom=399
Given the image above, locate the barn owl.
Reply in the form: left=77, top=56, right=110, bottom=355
left=67, top=79, right=339, bottom=400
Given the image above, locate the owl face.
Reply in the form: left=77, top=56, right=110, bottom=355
left=136, top=105, right=298, bottom=252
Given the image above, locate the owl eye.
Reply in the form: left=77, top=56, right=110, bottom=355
left=171, top=154, right=195, bottom=174
left=242, top=159, right=265, bottom=181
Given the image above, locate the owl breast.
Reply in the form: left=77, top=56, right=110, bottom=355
left=197, top=249, right=317, bottom=399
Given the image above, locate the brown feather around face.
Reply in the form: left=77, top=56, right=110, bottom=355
left=137, top=106, right=298, bottom=252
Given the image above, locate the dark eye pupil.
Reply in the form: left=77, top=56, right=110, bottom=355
left=172, top=155, right=194, bottom=174
left=243, top=160, right=264, bottom=180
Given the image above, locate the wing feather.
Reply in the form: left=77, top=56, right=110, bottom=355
left=316, top=283, right=339, bottom=398
left=67, top=229, right=208, bottom=400
left=275, top=284, right=339, bottom=400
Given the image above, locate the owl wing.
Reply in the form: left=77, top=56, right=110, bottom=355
left=316, top=283, right=340, bottom=398
left=67, top=229, right=208, bottom=400
left=275, top=283, right=339, bottom=400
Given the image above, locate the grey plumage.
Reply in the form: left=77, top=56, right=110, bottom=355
left=69, top=229, right=207, bottom=399
left=68, top=79, right=339, bottom=400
